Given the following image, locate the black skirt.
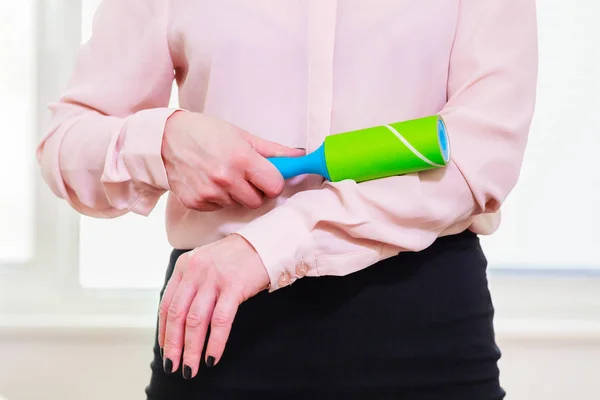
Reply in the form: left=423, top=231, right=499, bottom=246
left=145, top=230, right=505, bottom=399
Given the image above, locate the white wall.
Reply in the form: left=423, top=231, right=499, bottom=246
left=497, top=339, right=600, bottom=400
left=0, top=328, right=154, bottom=400
left=1, top=329, right=599, bottom=400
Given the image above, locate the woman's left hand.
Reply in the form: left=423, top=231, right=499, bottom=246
left=158, top=234, right=269, bottom=379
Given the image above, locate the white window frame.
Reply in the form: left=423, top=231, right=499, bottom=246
left=1, top=0, right=599, bottom=342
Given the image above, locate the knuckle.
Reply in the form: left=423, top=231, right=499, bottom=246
left=185, top=312, right=206, bottom=329
left=197, top=188, right=220, bottom=203
left=167, top=303, right=186, bottom=323
left=210, top=168, right=233, bottom=187
left=179, top=188, right=225, bottom=211
left=211, top=308, right=233, bottom=328
left=193, top=193, right=214, bottom=208
left=219, top=196, right=235, bottom=208
left=231, top=151, right=249, bottom=169
left=179, top=194, right=195, bottom=209
left=174, top=257, right=188, bottom=274
left=247, top=197, right=263, bottom=209
left=189, top=249, right=212, bottom=269
left=180, top=194, right=205, bottom=210
left=187, top=199, right=217, bottom=211
left=196, top=202, right=220, bottom=211
left=202, top=192, right=231, bottom=208
left=158, top=302, right=169, bottom=319
left=263, top=180, right=284, bottom=198
left=192, top=198, right=208, bottom=210
left=237, top=188, right=264, bottom=210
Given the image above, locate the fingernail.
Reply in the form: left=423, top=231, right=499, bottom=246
left=164, top=358, right=173, bottom=374
left=206, top=356, right=216, bottom=368
left=183, top=365, right=192, bottom=380
left=160, top=348, right=164, bottom=358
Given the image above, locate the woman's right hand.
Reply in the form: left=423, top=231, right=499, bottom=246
left=162, top=111, right=304, bottom=211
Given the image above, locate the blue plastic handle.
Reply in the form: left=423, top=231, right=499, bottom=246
left=267, top=143, right=331, bottom=180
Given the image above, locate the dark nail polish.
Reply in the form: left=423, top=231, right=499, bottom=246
left=206, top=356, right=215, bottom=368
left=160, top=348, right=164, bottom=358
left=183, top=365, right=192, bottom=380
left=164, top=358, right=173, bottom=374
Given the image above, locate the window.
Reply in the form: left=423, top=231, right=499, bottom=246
left=0, top=0, right=36, bottom=265
left=479, top=0, right=600, bottom=272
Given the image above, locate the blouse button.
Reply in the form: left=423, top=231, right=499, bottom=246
left=295, top=263, right=309, bottom=277
left=278, top=272, right=291, bottom=288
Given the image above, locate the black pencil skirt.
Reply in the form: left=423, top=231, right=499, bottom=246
left=145, top=229, right=505, bottom=399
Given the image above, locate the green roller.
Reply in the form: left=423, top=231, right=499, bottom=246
left=268, top=115, right=451, bottom=183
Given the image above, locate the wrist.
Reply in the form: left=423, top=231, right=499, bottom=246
left=230, top=234, right=270, bottom=292
left=119, top=108, right=181, bottom=196
left=162, top=110, right=186, bottom=153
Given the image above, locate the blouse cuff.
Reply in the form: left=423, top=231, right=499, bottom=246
left=235, top=206, right=317, bottom=292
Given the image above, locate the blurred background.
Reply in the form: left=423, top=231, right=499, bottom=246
left=1, top=0, right=599, bottom=399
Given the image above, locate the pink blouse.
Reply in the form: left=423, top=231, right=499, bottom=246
left=37, top=0, right=538, bottom=291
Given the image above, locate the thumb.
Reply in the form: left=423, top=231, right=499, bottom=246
left=243, top=133, right=306, bottom=158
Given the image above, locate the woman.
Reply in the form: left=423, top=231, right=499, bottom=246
left=37, top=0, right=537, bottom=398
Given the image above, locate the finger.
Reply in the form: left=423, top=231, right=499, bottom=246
left=195, top=201, right=224, bottom=212
left=245, top=154, right=285, bottom=199
left=178, top=194, right=223, bottom=212
left=229, top=180, right=264, bottom=209
left=189, top=184, right=236, bottom=210
left=158, top=267, right=183, bottom=354
left=208, top=165, right=262, bottom=209
left=244, top=132, right=306, bottom=158
left=205, top=290, right=240, bottom=368
left=163, top=273, right=200, bottom=374
left=182, top=286, right=218, bottom=379
left=203, top=191, right=238, bottom=209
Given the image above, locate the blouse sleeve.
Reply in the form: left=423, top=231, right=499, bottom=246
left=37, top=0, right=179, bottom=218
